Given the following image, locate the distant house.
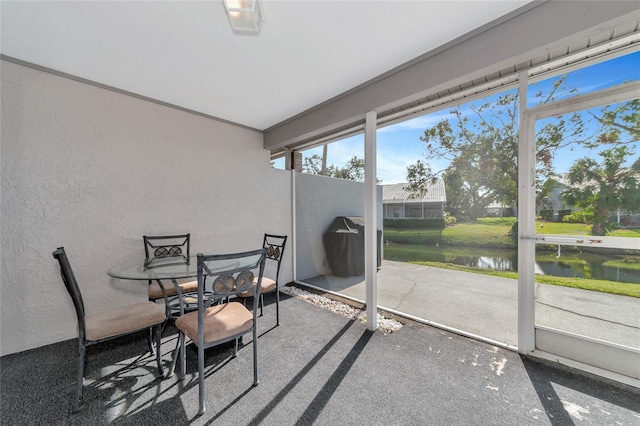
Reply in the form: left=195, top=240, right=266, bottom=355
left=382, top=181, right=446, bottom=219
left=538, top=175, right=574, bottom=219
left=542, top=174, right=640, bottom=225
left=485, top=202, right=515, bottom=217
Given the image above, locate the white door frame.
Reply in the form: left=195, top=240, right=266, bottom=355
left=518, top=78, right=640, bottom=384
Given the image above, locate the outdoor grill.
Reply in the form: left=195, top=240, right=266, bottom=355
left=323, top=216, right=382, bottom=277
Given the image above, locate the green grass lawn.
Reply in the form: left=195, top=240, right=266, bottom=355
left=384, top=218, right=639, bottom=249
left=536, top=221, right=591, bottom=235
left=384, top=218, right=516, bottom=248
left=408, top=259, right=640, bottom=298
left=536, top=221, right=640, bottom=237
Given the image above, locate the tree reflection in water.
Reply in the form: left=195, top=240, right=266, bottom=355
left=384, top=244, right=640, bottom=284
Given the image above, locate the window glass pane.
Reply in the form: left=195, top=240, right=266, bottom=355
left=534, top=244, right=639, bottom=349
left=300, top=135, right=365, bottom=181
left=533, top=74, right=640, bottom=351
left=270, top=156, right=285, bottom=170
left=528, top=51, right=640, bottom=107
left=535, top=100, right=640, bottom=237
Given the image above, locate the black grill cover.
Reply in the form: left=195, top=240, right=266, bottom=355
left=323, top=216, right=381, bottom=277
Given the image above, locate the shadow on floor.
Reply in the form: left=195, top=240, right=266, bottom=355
left=2, top=292, right=638, bottom=425
left=521, top=354, right=640, bottom=425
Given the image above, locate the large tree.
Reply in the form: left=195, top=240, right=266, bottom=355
left=442, top=167, right=471, bottom=218
left=562, top=146, right=640, bottom=235
left=406, top=88, right=571, bottom=219
left=302, top=154, right=323, bottom=175
left=327, top=155, right=366, bottom=181
left=303, top=154, right=369, bottom=182
left=404, top=160, right=436, bottom=199
left=588, top=99, right=640, bottom=146
left=406, top=76, right=639, bottom=219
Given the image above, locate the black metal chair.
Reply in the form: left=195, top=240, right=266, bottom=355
left=52, top=247, right=165, bottom=413
left=143, top=233, right=198, bottom=315
left=174, top=249, right=266, bottom=416
left=239, top=234, right=287, bottom=325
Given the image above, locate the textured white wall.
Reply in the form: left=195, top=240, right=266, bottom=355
left=294, top=172, right=382, bottom=281
left=0, top=61, right=292, bottom=356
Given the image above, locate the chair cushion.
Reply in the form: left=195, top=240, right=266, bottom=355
left=175, top=302, right=253, bottom=344
left=85, top=302, right=165, bottom=341
left=256, top=277, right=277, bottom=293
left=148, top=279, right=198, bottom=299
left=238, top=277, right=276, bottom=298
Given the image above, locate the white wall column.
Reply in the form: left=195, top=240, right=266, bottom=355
left=291, top=169, right=297, bottom=282
left=365, top=111, right=378, bottom=331
left=517, top=71, right=535, bottom=353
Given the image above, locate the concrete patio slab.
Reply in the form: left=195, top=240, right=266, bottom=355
left=300, top=260, right=640, bottom=349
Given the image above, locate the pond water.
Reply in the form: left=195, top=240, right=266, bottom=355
left=383, top=244, right=640, bottom=284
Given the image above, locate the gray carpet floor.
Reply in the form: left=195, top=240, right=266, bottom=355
left=2, top=288, right=639, bottom=425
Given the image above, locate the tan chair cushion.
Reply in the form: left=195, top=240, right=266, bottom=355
left=148, top=279, right=198, bottom=299
left=175, top=302, right=253, bottom=344
left=238, top=277, right=276, bottom=298
left=85, top=302, right=165, bottom=341
left=257, top=277, right=277, bottom=293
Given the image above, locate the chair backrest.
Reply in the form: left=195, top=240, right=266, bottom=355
left=196, top=249, right=267, bottom=327
left=52, top=247, right=86, bottom=341
left=263, top=234, right=287, bottom=283
left=143, top=233, right=191, bottom=268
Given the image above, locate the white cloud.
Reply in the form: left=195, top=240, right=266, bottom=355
left=377, top=157, right=411, bottom=184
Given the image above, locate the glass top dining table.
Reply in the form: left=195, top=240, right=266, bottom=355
left=107, top=256, right=200, bottom=281
left=107, top=255, right=258, bottom=281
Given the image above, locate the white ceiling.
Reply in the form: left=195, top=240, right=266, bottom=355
left=1, top=1, right=533, bottom=130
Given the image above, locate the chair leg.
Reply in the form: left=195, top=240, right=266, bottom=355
left=72, top=341, right=86, bottom=413
left=155, top=324, right=163, bottom=375
left=179, top=333, right=187, bottom=380
left=233, top=338, right=238, bottom=357
left=259, top=294, right=264, bottom=317
left=147, top=328, right=155, bottom=356
left=252, top=327, right=259, bottom=387
left=198, top=344, right=206, bottom=416
left=276, top=287, right=280, bottom=326
left=167, top=333, right=182, bottom=379
left=160, top=317, right=169, bottom=335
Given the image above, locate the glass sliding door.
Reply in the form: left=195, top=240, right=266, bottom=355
left=522, top=56, right=639, bottom=379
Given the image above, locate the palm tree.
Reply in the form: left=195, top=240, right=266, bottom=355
left=562, top=146, right=640, bottom=235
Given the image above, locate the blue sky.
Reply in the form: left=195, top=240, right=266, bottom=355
left=281, top=50, right=639, bottom=184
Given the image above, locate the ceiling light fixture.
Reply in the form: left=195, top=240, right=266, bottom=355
left=222, top=0, right=264, bottom=34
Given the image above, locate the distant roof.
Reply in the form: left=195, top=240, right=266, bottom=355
left=551, top=173, right=572, bottom=188
left=382, top=181, right=446, bottom=203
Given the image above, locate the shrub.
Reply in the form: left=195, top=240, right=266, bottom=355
left=539, top=209, right=553, bottom=221
left=509, top=220, right=518, bottom=239
left=383, top=218, right=445, bottom=229
left=606, top=219, right=620, bottom=230
left=562, top=209, right=593, bottom=224
left=445, top=215, right=457, bottom=226
left=562, top=212, right=579, bottom=223
left=558, top=209, right=571, bottom=221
